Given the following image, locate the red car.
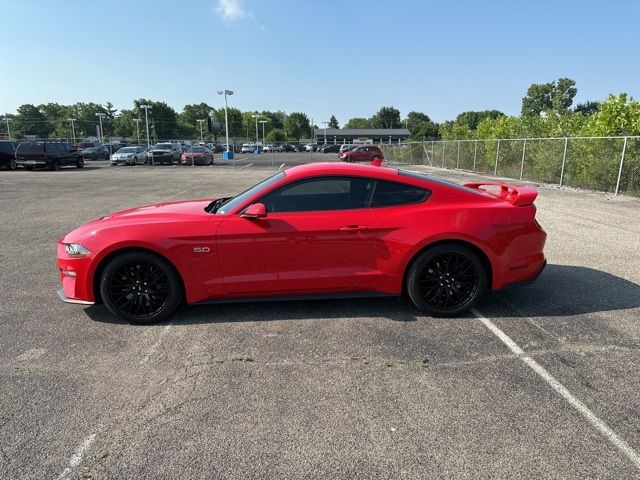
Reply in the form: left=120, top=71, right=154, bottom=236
left=57, top=163, right=546, bottom=323
left=180, top=146, right=214, bottom=166
left=340, top=145, right=384, bottom=162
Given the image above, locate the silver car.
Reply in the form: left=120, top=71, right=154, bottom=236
left=110, top=146, right=148, bottom=166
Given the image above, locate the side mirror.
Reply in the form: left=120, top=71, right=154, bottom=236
left=241, top=203, right=267, bottom=219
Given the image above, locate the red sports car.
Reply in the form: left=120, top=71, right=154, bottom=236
left=57, top=163, right=546, bottom=323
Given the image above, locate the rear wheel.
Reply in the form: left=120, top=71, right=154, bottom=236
left=100, top=251, right=182, bottom=324
left=50, top=160, right=61, bottom=171
left=406, top=244, right=486, bottom=317
left=76, top=158, right=84, bottom=168
left=8, top=158, right=17, bottom=170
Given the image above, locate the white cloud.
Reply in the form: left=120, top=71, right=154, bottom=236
left=215, top=0, right=248, bottom=21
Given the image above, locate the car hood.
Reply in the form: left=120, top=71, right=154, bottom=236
left=62, top=198, right=217, bottom=243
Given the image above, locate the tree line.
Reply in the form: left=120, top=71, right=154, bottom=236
left=2, top=78, right=639, bottom=143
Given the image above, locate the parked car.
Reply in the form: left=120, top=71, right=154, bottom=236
left=56, top=162, right=547, bottom=323
left=281, top=144, right=296, bottom=152
left=180, top=146, right=214, bottom=166
left=304, top=144, right=317, bottom=152
left=148, top=143, right=181, bottom=165
left=263, top=144, right=276, bottom=153
left=340, top=145, right=384, bottom=163
left=339, top=144, right=355, bottom=154
left=0, top=141, right=18, bottom=170
left=82, top=146, right=110, bottom=160
left=111, top=146, right=148, bottom=166
left=322, top=144, right=341, bottom=153
left=16, top=141, right=84, bottom=170
left=77, top=141, right=101, bottom=150
left=212, top=144, right=226, bottom=153
left=241, top=143, right=254, bottom=154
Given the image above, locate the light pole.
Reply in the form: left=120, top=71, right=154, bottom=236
left=217, top=89, right=233, bottom=159
left=140, top=105, right=152, bottom=149
left=259, top=120, right=267, bottom=148
left=133, top=118, right=142, bottom=145
left=321, top=121, right=329, bottom=144
left=67, top=118, right=77, bottom=144
left=197, top=119, right=205, bottom=143
left=3, top=117, right=11, bottom=140
left=95, top=113, right=106, bottom=143
left=251, top=113, right=260, bottom=154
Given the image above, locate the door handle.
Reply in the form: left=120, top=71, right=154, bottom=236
left=338, top=225, right=369, bottom=232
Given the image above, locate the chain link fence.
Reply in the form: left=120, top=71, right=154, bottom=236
left=380, top=136, right=640, bottom=197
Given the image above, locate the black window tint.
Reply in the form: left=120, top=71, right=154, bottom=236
left=260, top=176, right=373, bottom=213
left=17, top=143, right=44, bottom=154
left=371, top=180, right=429, bottom=207
left=0, top=142, right=14, bottom=154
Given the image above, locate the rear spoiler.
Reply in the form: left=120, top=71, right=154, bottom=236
left=463, top=182, right=538, bottom=206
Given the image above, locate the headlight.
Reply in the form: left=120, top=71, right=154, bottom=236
left=64, top=244, right=91, bottom=257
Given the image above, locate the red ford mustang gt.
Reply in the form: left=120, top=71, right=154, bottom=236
left=57, top=163, right=546, bottom=323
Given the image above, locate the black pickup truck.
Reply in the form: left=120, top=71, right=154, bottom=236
left=15, top=141, right=84, bottom=170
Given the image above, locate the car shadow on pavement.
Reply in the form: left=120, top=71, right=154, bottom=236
left=480, top=264, right=640, bottom=317
left=84, top=297, right=419, bottom=325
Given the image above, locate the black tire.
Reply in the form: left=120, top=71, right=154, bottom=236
left=76, top=158, right=84, bottom=168
left=406, top=244, right=487, bottom=317
left=99, top=251, right=182, bottom=324
left=50, top=160, right=61, bottom=171
left=133, top=156, right=138, bottom=165
left=8, top=158, right=17, bottom=170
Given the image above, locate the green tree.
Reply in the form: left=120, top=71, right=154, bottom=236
left=370, top=106, right=401, bottom=129
left=133, top=99, right=178, bottom=140
left=328, top=115, right=339, bottom=129
left=455, top=110, right=504, bottom=130
left=521, top=78, right=577, bottom=116
left=344, top=117, right=371, bottom=129
left=582, top=93, right=640, bottom=136
left=574, top=101, right=601, bottom=116
left=12, top=104, right=52, bottom=138
left=284, top=112, right=311, bottom=139
left=404, top=111, right=431, bottom=133
left=412, top=121, right=440, bottom=140
left=266, top=128, right=286, bottom=142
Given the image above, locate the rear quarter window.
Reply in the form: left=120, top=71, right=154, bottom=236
left=371, top=180, right=430, bottom=207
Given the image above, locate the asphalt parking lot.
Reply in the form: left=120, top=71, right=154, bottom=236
left=1, top=154, right=639, bottom=479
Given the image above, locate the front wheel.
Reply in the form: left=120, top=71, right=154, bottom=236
left=76, top=158, right=84, bottom=168
left=100, top=251, right=183, bottom=324
left=8, top=158, right=17, bottom=170
left=406, top=244, right=487, bottom=317
left=50, top=160, right=61, bottom=171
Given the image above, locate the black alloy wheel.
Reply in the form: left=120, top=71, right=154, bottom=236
left=100, top=252, right=182, bottom=323
left=407, top=244, right=486, bottom=317
left=9, top=158, right=17, bottom=170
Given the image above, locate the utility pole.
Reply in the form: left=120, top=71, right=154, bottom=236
left=322, top=121, right=329, bottom=144
left=197, top=119, right=205, bottom=142
left=133, top=118, right=142, bottom=145
left=217, top=89, right=234, bottom=159
left=3, top=117, right=11, bottom=140
left=95, top=113, right=106, bottom=143
left=251, top=113, right=260, bottom=153
left=260, top=120, right=267, bottom=147
left=140, top=105, right=152, bottom=149
left=67, top=118, right=77, bottom=144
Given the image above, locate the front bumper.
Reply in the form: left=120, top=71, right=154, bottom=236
left=57, top=288, right=94, bottom=305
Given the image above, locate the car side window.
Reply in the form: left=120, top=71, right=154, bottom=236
left=371, top=180, right=430, bottom=207
left=259, top=176, right=374, bottom=213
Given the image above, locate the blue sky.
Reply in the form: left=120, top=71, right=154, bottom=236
left=1, top=0, right=638, bottom=123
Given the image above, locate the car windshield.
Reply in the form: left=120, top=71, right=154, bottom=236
left=186, top=147, right=206, bottom=152
left=216, top=171, right=286, bottom=214
left=117, top=147, right=136, bottom=153
left=84, top=147, right=97, bottom=152
left=154, top=143, right=172, bottom=149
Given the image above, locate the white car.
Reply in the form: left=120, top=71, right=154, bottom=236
left=110, top=146, right=148, bottom=166
left=339, top=144, right=355, bottom=154
left=241, top=144, right=255, bottom=154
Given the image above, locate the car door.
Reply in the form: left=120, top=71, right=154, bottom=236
left=217, top=176, right=377, bottom=295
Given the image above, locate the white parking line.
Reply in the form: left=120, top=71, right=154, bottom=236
left=140, top=324, right=172, bottom=365
left=161, top=183, right=207, bottom=201
left=55, top=433, right=96, bottom=480
left=238, top=163, right=253, bottom=169
left=472, top=308, right=640, bottom=470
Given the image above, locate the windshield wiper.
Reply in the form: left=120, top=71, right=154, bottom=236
left=205, top=197, right=231, bottom=214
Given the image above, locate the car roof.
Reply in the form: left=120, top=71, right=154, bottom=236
left=283, top=162, right=400, bottom=182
